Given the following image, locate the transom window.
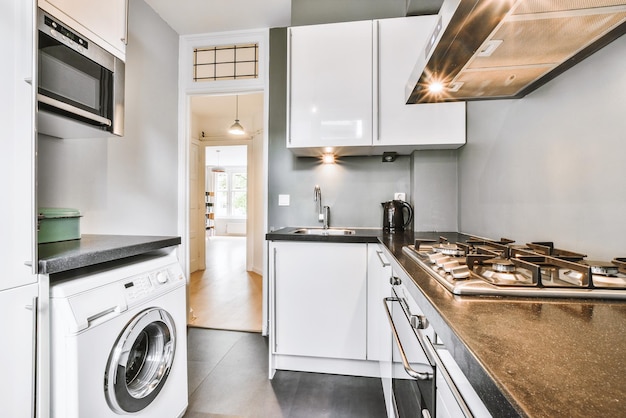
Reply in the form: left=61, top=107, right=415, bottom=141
left=193, top=43, right=259, bottom=82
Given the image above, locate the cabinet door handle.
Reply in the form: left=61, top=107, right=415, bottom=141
left=383, top=297, right=433, bottom=380
left=372, top=19, right=380, bottom=142
left=286, top=29, right=292, bottom=144
left=376, top=250, right=390, bottom=267
left=27, top=296, right=38, bottom=418
left=121, top=0, right=129, bottom=45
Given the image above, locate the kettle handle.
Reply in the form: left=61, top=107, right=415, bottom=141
left=402, top=201, right=414, bottom=229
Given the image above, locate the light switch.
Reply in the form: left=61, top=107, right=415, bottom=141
left=278, top=194, right=290, bottom=206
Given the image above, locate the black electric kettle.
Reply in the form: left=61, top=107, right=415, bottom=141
left=381, top=200, right=414, bottom=231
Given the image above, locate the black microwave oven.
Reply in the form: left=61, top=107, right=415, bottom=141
left=37, top=9, right=124, bottom=138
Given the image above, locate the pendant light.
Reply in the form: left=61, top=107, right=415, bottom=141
left=228, top=95, right=245, bottom=136
left=212, top=149, right=225, bottom=172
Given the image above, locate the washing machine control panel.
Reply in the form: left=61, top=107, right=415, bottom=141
left=123, top=264, right=184, bottom=303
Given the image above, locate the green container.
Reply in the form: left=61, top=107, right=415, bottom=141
left=38, top=208, right=81, bottom=244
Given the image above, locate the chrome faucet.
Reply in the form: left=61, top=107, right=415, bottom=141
left=314, top=185, right=329, bottom=228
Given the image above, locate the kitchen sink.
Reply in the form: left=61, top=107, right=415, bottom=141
left=292, top=228, right=356, bottom=236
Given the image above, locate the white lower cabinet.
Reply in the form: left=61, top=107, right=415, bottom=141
left=0, top=284, right=38, bottom=418
left=271, top=241, right=368, bottom=360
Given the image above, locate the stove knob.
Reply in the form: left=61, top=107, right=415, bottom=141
left=390, top=276, right=402, bottom=286
left=411, top=315, right=429, bottom=330
left=156, top=271, right=169, bottom=284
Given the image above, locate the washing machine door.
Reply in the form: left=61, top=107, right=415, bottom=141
left=105, top=307, right=176, bottom=414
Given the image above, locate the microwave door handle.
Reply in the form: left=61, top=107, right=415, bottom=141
left=38, top=94, right=112, bottom=127
left=383, top=297, right=433, bottom=381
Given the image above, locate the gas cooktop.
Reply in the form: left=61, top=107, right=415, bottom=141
left=403, top=236, right=626, bottom=300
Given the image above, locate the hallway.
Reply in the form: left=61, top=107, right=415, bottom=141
left=188, top=235, right=262, bottom=332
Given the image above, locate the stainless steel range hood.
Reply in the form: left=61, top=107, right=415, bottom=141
left=406, top=0, right=626, bottom=103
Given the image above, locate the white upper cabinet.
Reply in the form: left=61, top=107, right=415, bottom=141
left=288, top=20, right=374, bottom=152
left=287, top=17, right=465, bottom=156
left=2, top=0, right=37, bottom=287
left=376, top=16, right=465, bottom=150
left=38, top=0, right=128, bottom=60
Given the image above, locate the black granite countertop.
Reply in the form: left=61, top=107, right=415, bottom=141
left=266, top=228, right=626, bottom=417
left=381, top=231, right=626, bottom=418
left=38, top=234, right=181, bottom=274
left=266, top=227, right=382, bottom=243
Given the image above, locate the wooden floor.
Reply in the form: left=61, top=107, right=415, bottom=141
left=188, top=235, right=262, bottom=332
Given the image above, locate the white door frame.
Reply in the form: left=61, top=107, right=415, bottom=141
left=177, top=29, right=270, bottom=334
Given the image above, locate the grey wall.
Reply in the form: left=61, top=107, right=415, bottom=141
left=459, top=36, right=626, bottom=260
left=38, top=0, right=179, bottom=236
left=291, top=0, right=405, bottom=26
left=411, top=150, right=459, bottom=232
left=268, top=28, right=410, bottom=230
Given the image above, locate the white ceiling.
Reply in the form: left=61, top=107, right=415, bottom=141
left=144, top=0, right=291, bottom=35
left=206, top=145, right=247, bottom=167
left=192, top=93, right=264, bottom=138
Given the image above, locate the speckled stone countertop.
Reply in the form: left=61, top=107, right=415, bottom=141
left=38, top=234, right=181, bottom=274
left=268, top=228, right=626, bottom=417
left=265, top=227, right=383, bottom=243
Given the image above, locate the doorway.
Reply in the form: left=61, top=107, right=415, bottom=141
left=187, top=94, right=264, bottom=332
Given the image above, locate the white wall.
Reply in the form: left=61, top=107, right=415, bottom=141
left=38, top=0, right=180, bottom=236
left=459, top=36, right=626, bottom=260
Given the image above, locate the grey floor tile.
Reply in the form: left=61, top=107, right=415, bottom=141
left=184, top=329, right=386, bottom=418
left=187, top=326, right=245, bottom=362
left=187, top=360, right=217, bottom=396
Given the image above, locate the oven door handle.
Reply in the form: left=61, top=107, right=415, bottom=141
left=417, top=324, right=475, bottom=417
left=383, top=297, right=433, bottom=380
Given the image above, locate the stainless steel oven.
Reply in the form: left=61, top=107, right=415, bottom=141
left=384, top=276, right=482, bottom=418
left=384, top=282, right=436, bottom=417
left=37, top=8, right=124, bottom=138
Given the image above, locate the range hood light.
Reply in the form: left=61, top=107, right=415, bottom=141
left=322, top=153, right=335, bottom=164
left=429, top=81, right=445, bottom=93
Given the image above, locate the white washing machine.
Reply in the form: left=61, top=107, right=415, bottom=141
left=50, top=250, right=188, bottom=418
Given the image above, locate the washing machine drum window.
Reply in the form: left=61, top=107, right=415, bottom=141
left=105, top=308, right=177, bottom=414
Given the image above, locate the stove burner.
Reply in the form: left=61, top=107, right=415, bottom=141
left=402, top=238, right=626, bottom=300
left=432, top=243, right=465, bottom=257
left=487, top=259, right=516, bottom=273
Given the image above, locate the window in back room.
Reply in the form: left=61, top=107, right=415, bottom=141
left=214, top=168, right=247, bottom=218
